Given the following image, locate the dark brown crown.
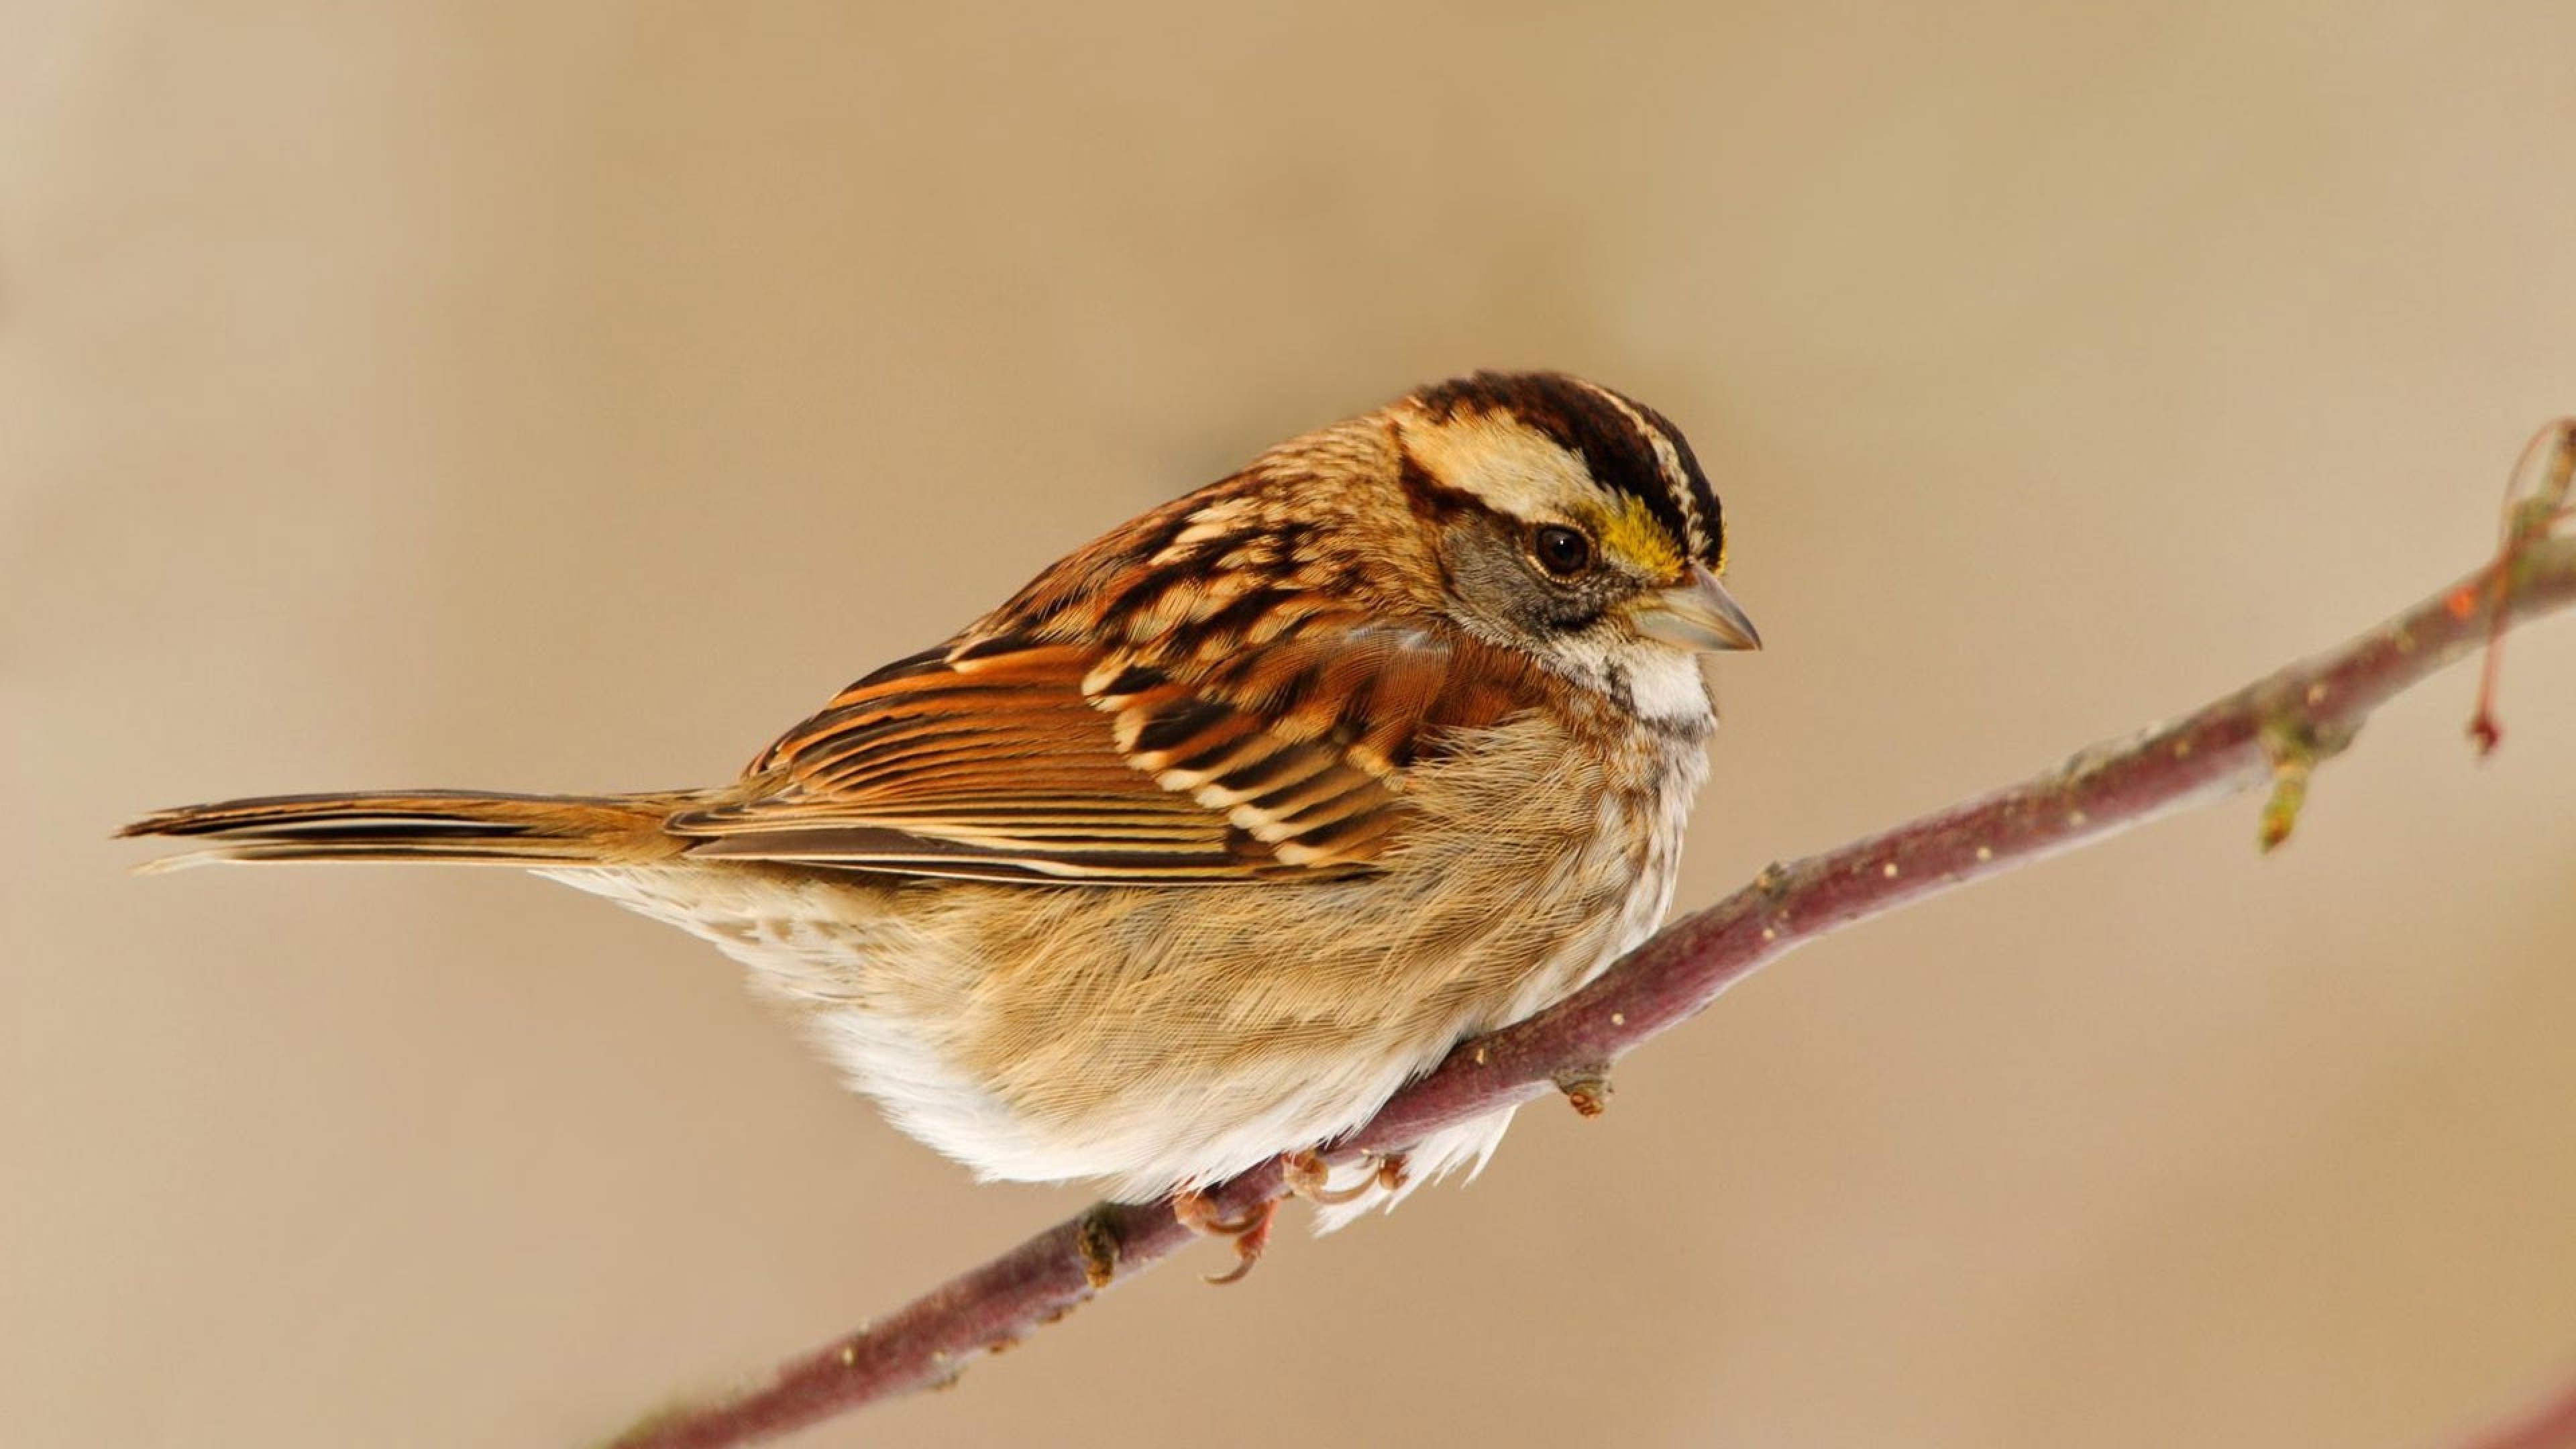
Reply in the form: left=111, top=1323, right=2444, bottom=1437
left=1411, top=371, right=1723, bottom=570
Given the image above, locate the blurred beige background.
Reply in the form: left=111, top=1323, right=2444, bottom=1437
left=7, top=4, right=2575, bottom=1446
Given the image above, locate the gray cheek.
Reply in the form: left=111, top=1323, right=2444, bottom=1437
left=1443, top=529, right=1611, bottom=640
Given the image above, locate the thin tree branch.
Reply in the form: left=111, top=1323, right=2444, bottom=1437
left=611, top=460, right=2576, bottom=1449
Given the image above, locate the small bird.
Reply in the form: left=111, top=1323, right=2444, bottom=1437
left=122, top=371, right=1759, bottom=1276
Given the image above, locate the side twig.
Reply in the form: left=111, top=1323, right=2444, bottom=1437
left=612, top=475, right=2576, bottom=1449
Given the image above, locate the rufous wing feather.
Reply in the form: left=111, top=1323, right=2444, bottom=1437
left=666, top=618, right=1549, bottom=883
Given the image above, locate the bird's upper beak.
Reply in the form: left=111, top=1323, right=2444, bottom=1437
left=1633, top=563, right=1762, bottom=652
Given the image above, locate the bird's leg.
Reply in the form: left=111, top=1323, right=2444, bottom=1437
left=1171, top=1189, right=1277, bottom=1285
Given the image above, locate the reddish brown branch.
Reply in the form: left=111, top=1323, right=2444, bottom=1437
left=610, top=523, right=2576, bottom=1449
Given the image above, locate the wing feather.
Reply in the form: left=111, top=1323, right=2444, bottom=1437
left=666, top=619, right=1547, bottom=883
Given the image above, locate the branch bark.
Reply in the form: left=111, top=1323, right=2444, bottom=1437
left=612, top=468, right=2576, bottom=1449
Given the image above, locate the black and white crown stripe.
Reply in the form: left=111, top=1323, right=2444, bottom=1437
left=1564, top=377, right=1711, bottom=563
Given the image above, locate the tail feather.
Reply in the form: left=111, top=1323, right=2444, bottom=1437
left=118, top=790, right=696, bottom=871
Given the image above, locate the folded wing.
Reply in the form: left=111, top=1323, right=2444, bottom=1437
left=667, top=619, right=1544, bottom=884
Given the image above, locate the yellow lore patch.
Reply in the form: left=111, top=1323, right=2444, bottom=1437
left=1592, top=492, right=1686, bottom=582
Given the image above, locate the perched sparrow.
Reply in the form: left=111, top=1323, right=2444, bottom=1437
left=123, top=370, right=1759, bottom=1274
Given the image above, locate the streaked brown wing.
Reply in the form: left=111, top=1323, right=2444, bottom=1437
left=666, top=621, right=1544, bottom=884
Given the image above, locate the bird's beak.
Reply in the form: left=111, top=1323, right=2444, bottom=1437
left=1633, top=563, right=1762, bottom=652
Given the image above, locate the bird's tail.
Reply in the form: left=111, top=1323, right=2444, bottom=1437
left=117, top=789, right=698, bottom=871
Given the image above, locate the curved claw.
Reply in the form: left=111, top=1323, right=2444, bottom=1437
left=1281, top=1148, right=1414, bottom=1210
left=1173, top=1190, right=1277, bottom=1285
left=1283, top=1149, right=1377, bottom=1206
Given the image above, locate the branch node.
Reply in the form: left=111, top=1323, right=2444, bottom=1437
left=2257, top=759, right=2309, bottom=854
left=2255, top=711, right=2356, bottom=853
left=1075, top=1205, right=1122, bottom=1290
left=1552, top=1063, right=1613, bottom=1118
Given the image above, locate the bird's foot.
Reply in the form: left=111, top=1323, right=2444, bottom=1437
left=1283, top=1149, right=1366, bottom=1205
left=1172, top=1189, right=1276, bottom=1285
left=1282, top=1148, right=1412, bottom=1205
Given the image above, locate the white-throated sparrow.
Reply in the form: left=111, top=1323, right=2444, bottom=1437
left=123, top=371, right=1759, bottom=1274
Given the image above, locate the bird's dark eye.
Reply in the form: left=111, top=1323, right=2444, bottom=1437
left=1531, top=525, right=1595, bottom=578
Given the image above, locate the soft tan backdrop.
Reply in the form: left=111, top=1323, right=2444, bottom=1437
left=7, top=5, right=2574, bottom=1446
